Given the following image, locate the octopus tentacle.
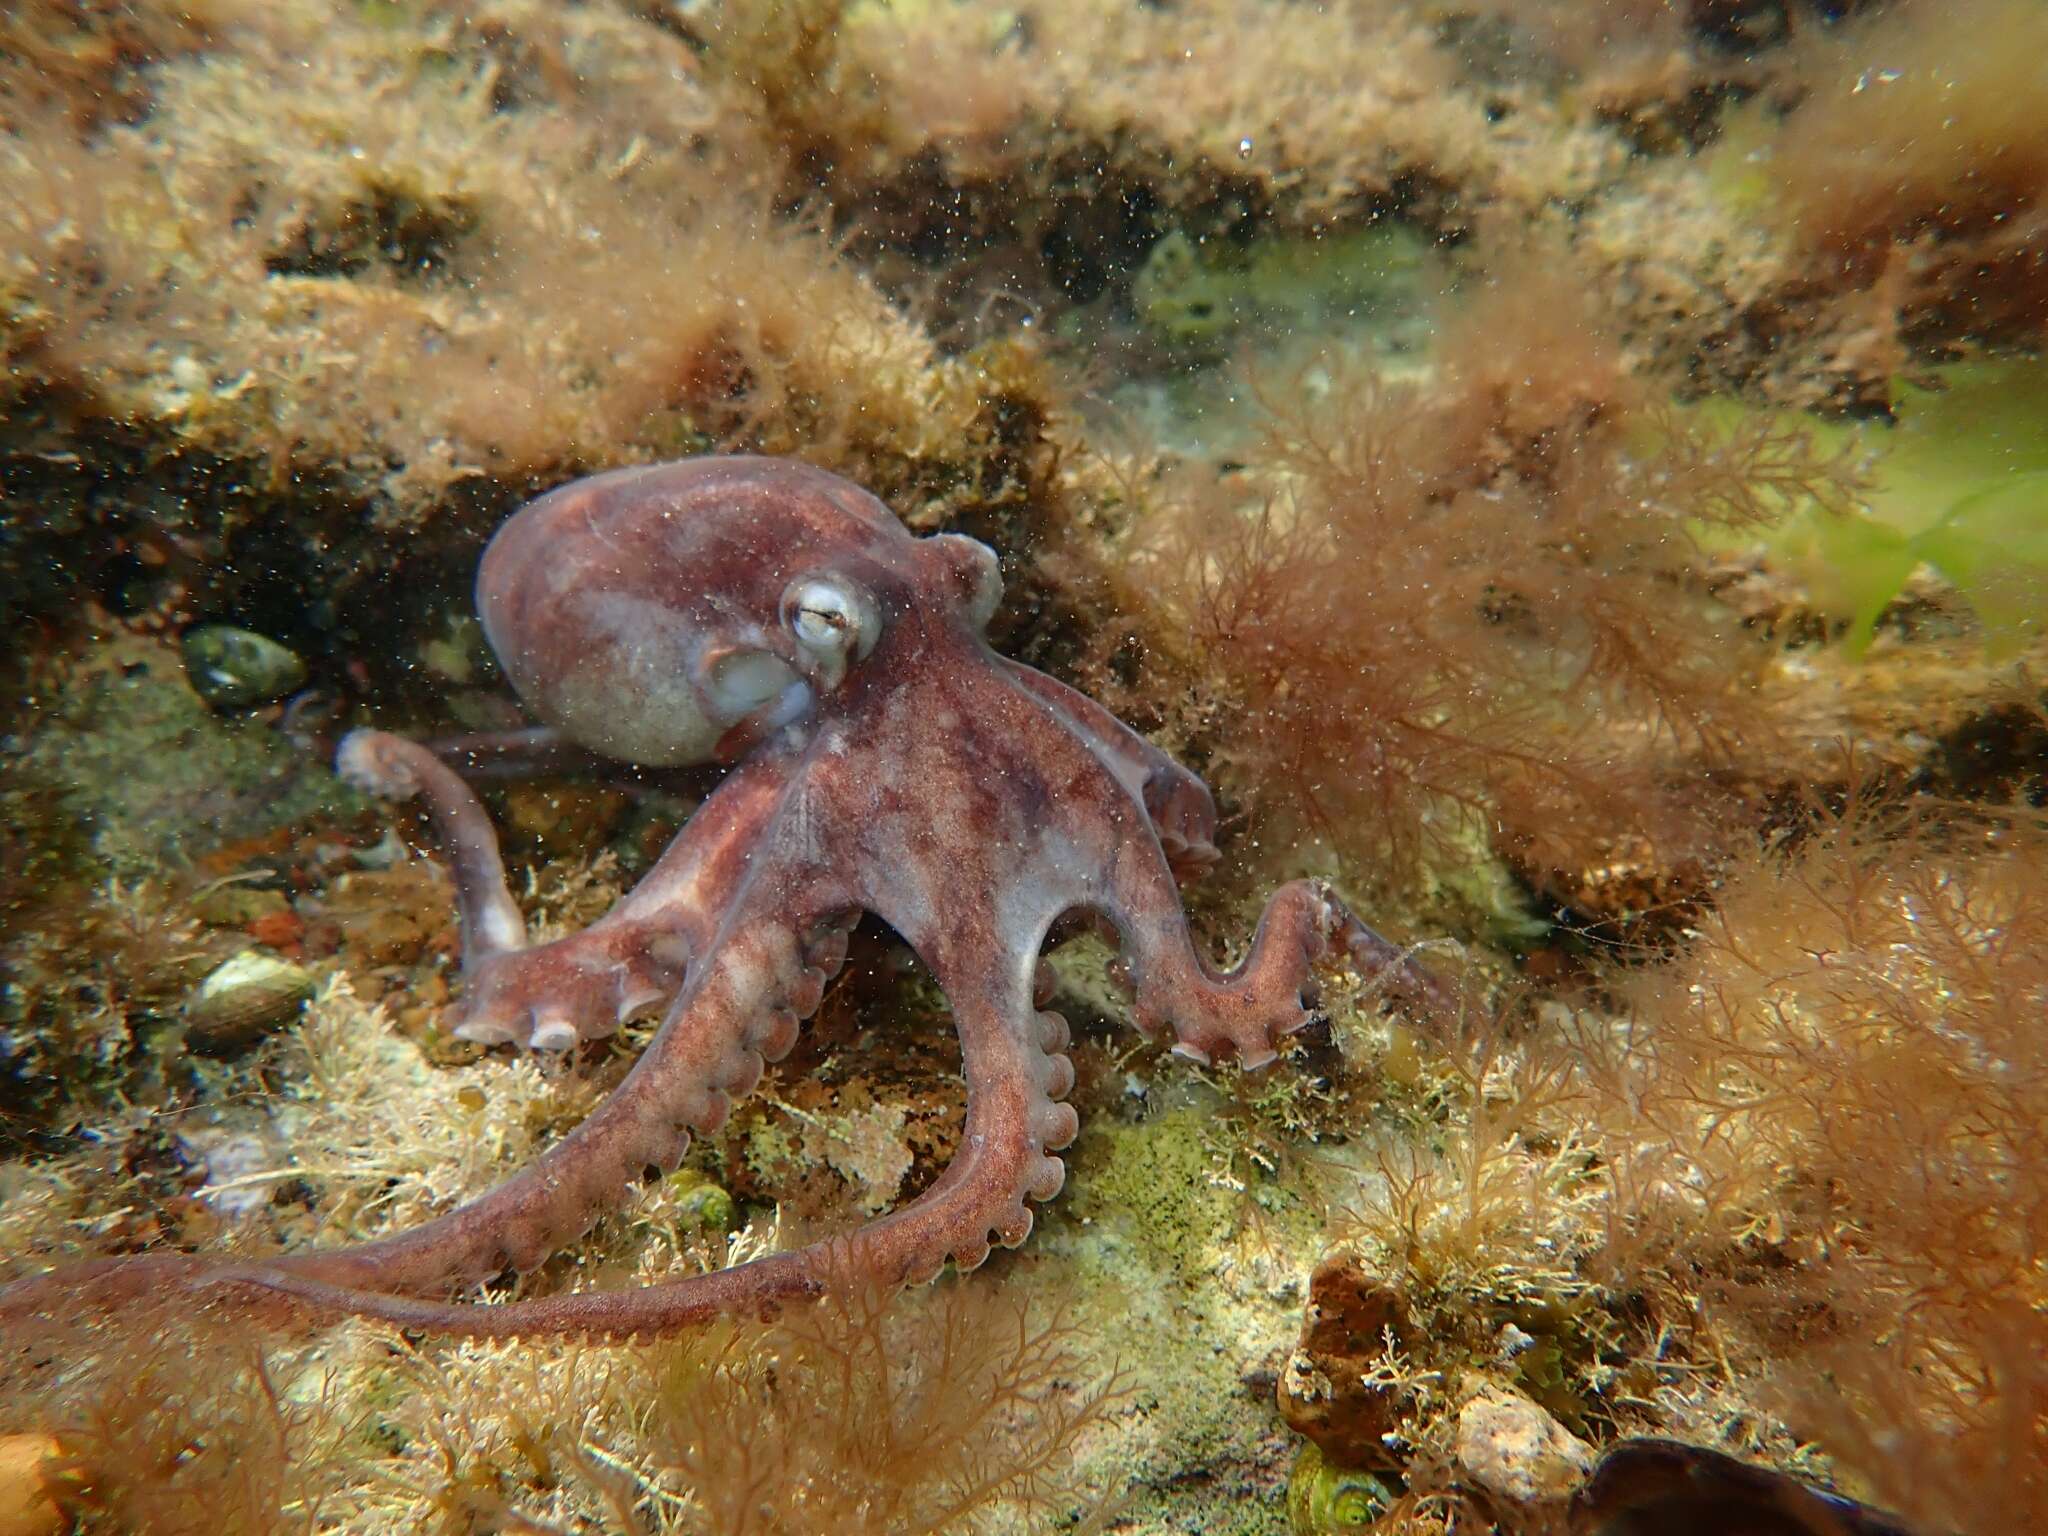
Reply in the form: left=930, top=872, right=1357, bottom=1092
left=865, top=952, right=1078, bottom=1281
left=337, top=729, right=527, bottom=962
left=426, top=728, right=722, bottom=804
left=280, top=903, right=839, bottom=1297
left=998, top=660, right=1221, bottom=879
left=1324, top=893, right=1463, bottom=1030
left=1104, top=831, right=1444, bottom=1066
left=449, top=923, right=690, bottom=1051
left=116, top=918, right=1078, bottom=1341
left=352, top=730, right=792, bottom=1051
left=1122, top=878, right=1329, bottom=1069
left=427, top=725, right=623, bottom=782
left=0, top=902, right=848, bottom=1336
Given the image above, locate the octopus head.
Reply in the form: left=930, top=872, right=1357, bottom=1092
left=476, top=456, right=1003, bottom=767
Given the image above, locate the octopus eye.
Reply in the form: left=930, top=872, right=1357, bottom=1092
left=782, top=575, right=881, bottom=671
left=792, top=586, right=853, bottom=646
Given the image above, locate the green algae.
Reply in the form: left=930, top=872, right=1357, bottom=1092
left=1687, top=360, right=2048, bottom=656
left=1066, top=1100, right=1231, bottom=1276
left=1813, top=364, right=2048, bottom=656
left=1417, top=809, right=1553, bottom=951
left=1038, top=1091, right=1330, bottom=1533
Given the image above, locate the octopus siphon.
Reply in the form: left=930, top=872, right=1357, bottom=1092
left=1, top=455, right=1443, bottom=1340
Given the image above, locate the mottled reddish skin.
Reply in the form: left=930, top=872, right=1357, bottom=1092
left=0, top=457, right=1439, bottom=1340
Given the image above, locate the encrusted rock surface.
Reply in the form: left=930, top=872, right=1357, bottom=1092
left=1276, top=1251, right=1421, bottom=1469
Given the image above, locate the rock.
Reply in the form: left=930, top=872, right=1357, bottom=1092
left=191, top=883, right=294, bottom=929
left=1277, top=1253, right=1420, bottom=1468
left=1455, top=1384, right=1594, bottom=1517
left=23, top=632, right=345, bottom=875
left=0, top=1433, right=66, bottom=1536
left=180, top=625, right=307, bottom=708
left=1571, top=1438, right=1917, bottom=1536
left=184, top=950, right=316, bottom=1053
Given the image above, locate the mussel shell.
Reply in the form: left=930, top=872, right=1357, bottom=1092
left=181, top=625, right=308, bottom=708
left=184, top=951, right=316, bottom=1054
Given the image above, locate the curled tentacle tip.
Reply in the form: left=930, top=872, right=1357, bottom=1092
left=334, top=729, right=417, bottom=799
left=1170, top=1040, right=1213, bottom=1066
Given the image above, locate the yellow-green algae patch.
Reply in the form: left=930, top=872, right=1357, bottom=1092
left=1686, top=360, right=2048, bottom=656
left=1031, top=1087, right=1332, bottom=1531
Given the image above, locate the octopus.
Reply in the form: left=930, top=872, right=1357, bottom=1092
left=2, top=456, right=1441, bottom=1340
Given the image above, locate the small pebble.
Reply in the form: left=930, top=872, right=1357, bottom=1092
left=183, top=1128, right=281, bottom=1222
left=1455, top=1385, right=1594, bottom=1513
